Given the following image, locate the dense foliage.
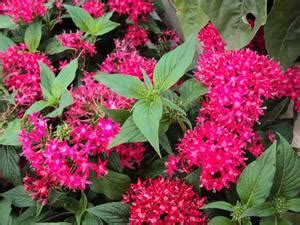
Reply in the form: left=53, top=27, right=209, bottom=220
left=0, top=0, right=299, bottom=224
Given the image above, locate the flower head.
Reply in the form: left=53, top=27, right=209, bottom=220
left=82, top=0, right=105, bottom=17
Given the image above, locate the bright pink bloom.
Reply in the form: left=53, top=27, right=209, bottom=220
left=108, top=0, right=154, bottom=23
left=158, top=29, right=182, bottom=49
left=123, top=177, right=207, bottom=224
left=0, top=0, right=46, bottom=23
left=124, top=25, right=149, bottom=47
left=82, top=0, right=105, bottom=17
left=174, top=48, right=285, bottom=191
left=57, top=31, right=96, bottom=56
left=100, top=40, right=156, bottom=80
left=0, top=44, right=53, bottom=107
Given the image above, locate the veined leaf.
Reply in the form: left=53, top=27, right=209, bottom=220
left=25, top=100, right=49, bottom=115
left=208, top=216, right=234, bottom=225
left=87, top=202, right=129, bottom=224
left=286, top=198, right=300, bottom=212
left=102, top=108, right=130, bottom=125
left=265, top=0, right=300, bottom=68
left=0, top=146, right=21, bottom=185
left=64, top=4, right=94, bottom=32
left=0, top=34, right=14, bottom=51
left=51, top=58, right=78, bottom=98
left=133, top=98, right=163, bottom=156
left=90, top=13, right=119, bottom=36
left=237, top=142, right=277, bottom=207
left=46, top=90, right=73, bottom=118
left=1, top=186, right=34, bottom=208
left=202, top=201, right=234, bottom=212
left=0, top=199, right=12, bottom=225
left=39, top=61, right=55, bottom=97
left=94, top=73, right=146, bottom=99
left=76, top=192, right=88, bottom=225
left=0, top=119, right=21, bottom=146
left=153, top=37, right=196, bottom=92
left=271, top=134, right=300, bottom=198
left=24, top=21, right=42, bottom=52
left=200, top=0, right=267, bottom=49
left=241, top=202, right=274, bottom=217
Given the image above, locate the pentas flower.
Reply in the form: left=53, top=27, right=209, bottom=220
left=174, top=48, right=285, bottom=191
left=158, top=29, right=182, bottom=49
left=197, top=23, right=225, bottom=54
left=82, top=0, right=105, bottom=18
left=0, top=44, right=53, bottom=107
left=124, top=25, right=149, bottom=47
left=108, top=0, right=154, bottom=23
left=123, top=177, right=207, bottom=224
left=114, top=143, right=146, bottom=169
left=100, top=39, right=156, bottom=80
left=0, top=0, right=46, bottom=23
left=20, top=114, right=109, bottom=204
left=57, top=31, right=96, bottom=56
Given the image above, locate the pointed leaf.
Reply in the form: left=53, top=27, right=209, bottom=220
left=242, top=202, right=274, bottom=217
left=94, top=73, right=146, bottom=99
left=200, top=0, right=267, bottom=49
left=39, top=61, right=55, bottom=96
left=87, top=202, right=129, bottom=224
left=46, top=90, right=73, bottom=117
left=202, top=201, right=234, bottom=211
left=0, top=34, right=14, bottom=51
left=133, top=98, right=163, bottom=156
left=52, top=58, right=78, bottom=98
left=271, top=134, right=300, bottom=198
left=286, top=198, right=300, bottom=212
left=109, top=116, right=146, bottom=148
left=64, top=4, right=94, bottom=32
left=1, top=186, right=34, bottom=207
left=265, top=0, right=300, bottom=68
left=162, top=97, right=186, bottom=116
left=154, top=37, right=196, bottom=92
left=0, top=119, right=21, bottom=146
left=25, top=100, right=49, bottom=115
left=0, top=199, right=12, bottom=225
left=76, top=192, right=88, bottom=225
left=237, top=142, right=277, bottom=207
left=90, top=13, right=119, bottom=36
left=208, top=216, right=234, bottom=225
left=0, top=15, right=15, bottom=29
left=24, top=21, right=42, bottom=52
left=102, top=108, right=130, bottom=125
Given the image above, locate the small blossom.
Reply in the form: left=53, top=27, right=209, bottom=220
left=124, top=25, right=149, bottom=47
left=82, top=0, right=105, bottom=18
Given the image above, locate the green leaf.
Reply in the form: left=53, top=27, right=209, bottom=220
left=35, top=223, right=72, bottom=225
left=0, top=34, right=14, bottom=51
left=0, top=15, right=15, bottom=29
left=90, top=171, right=130, bottom=200
left=1, top=186, right=34, bottom=207
left=202, top=201, right=234, bottom=211
left=0, top=199, right=12, bottom=225
left=25, top=100, right=49, bottom=115
left=179, top=78, right=208, bottom=108
left=46, top=39, right=70, bottom=55
left=200, top=0, right=267, bottom=49
left=173, top=0, right=209, bottom=39
left=94, top=73, right=146, bottom=99
left=82, top=212, right=103, bottom=225
left=141, top=157, right=167, bottom=178
left=159, top=133, right=173, bottom=154
left=153, top=37, right=196, bottom=92
left=24, top=21, right=42, bottom=52
left=102, top=108, right=130, bottom=125
left=0, top=146, right=21, bottom=185
left=87, top=202, right=129, bottom=224
left=39, top=61, right=55, bottom=97
left=271, top=134, right=300, bottom=198
left=52, top=58, right=78, bottom=98
left=142, top=69, right=153, bottom=90
left=260, top=216, right=293, bottom=225
left=109, top=116, right=146, bottom=148
left=242, top=202, right=274, bottom=217
left=208, top=216, right=234, bottom=225
left=64, top=5, right=94, bottom=32
left=76, top=192, right=88, bottom=225
left=46, top=90, right=73, bottom=118
left=237, top=142, right=277, bottom=207
left=90, top=13, right=119, bottom=36
left=0, top=119, right=21, bottom=146
left=286, top=198, right=300, bottom=212
left=133, top=98, right=163, bottom=156
left=53, top=196, right=79, bottom=213
left=162, top=97, right=186, bottom=116
left=184, top=169, right=201, bottom=192
left=265, top=0, right=300, bottom=68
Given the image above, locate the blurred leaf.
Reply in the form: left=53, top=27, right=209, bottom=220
left=0, top=34, right=14, bottom=51
left=208, top=216, right=234, bottom=225
left=237, top=142, right=276, bottom=207
left=64, top=5, right=94, bottom=32
left=76, top=192, right=88, bottom=225
left=173, top=0, right=209, bottom=39
left=90, top=170, right=130, bottom=200
left=242, top=202, right=274, bottom=217
left=39, top=61, right=55, bottom=98
left=45, top=39, right=70, bottom=55
left=286, top=198, right=300, bottom=212
left=265, top=0, right=300, bottom=68
left=202, top=201, right=234, bottom=211
left=24, top=21, right=42, bottom=52
left=141, top=157, right=167, bottom=178
left=0, top=199, right=12, bottom=225
left=1, top=186, right=34, bottom=208
left=102, top=108, right=130, bottom=125
left=87, top=202, right=129, bottom=224
left=200, top=0, right=267, bottom=49
left=25, top=100, right=49, bottom=115
left=82, top=212, right=103, bottom=225
left=0, top=146, right=21, bottom=185
left=46, top=90, right=73, bottom=118
left=0, top=15, right=15, bottom=29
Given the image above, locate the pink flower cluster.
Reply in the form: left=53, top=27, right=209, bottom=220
left=0, top=0, right=47, bottom=23
left=0, top=44, right=53, bottom=107
left=158, top=29, right=182, bottom=49
left=123, top=177, right=207, bottom=224
left=108, top=0, right=154, bottom=23
left=57, top=31, right=96, bottom=56
left=20, top=114, right=110, bottom=204
left=169, top=25, right=287, bottom=191
left=100, top=40, right=156, bottom=79
left=82, top=0, right=105, bottom=18
left=124, top=25, right=149, bottom=47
